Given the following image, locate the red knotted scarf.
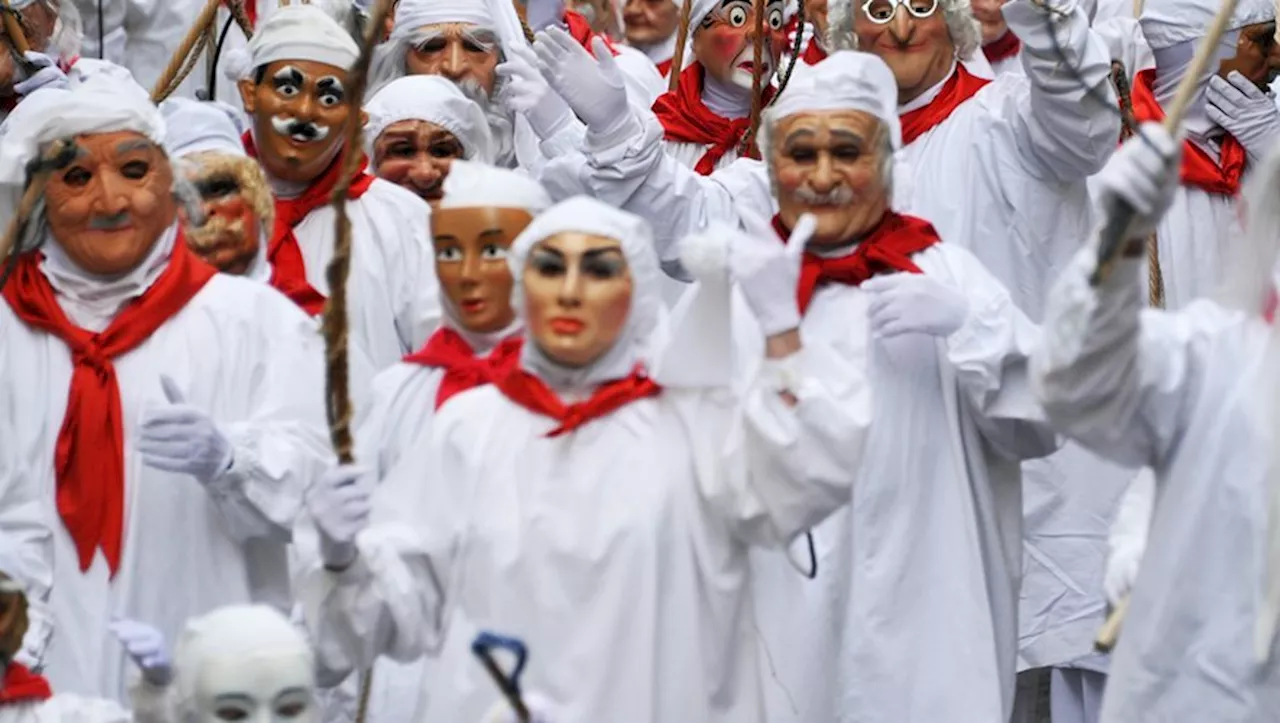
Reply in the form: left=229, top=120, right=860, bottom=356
left=651, top=63, right=768, bottom=175
left=1129, top=69, right=1246, bottom=196
left=982, top=31, right=1021, bottom=64
left=243, top=132, right=376, bottom=316
left=1, top=239, right=217, bottom=576
left=899, top=64, right=991, bottom=146
left=493, top=358, right=662, bottom=437
left=564, top=10, right=620, bottom=56
left=401, top=328, right=522, bottom=409
left=0, top=663, right=52, bottom=705
left=801, top=39, right=827, bottom=65
left=773, top=212, right=942, bottom=314
left=656, top=57, right=674, bottom=76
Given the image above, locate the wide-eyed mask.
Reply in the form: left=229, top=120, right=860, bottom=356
left=0, top=574, right=28, bottom=669
left=0, top=0, right=57, bottom=94
left=405, top=23, right=502, bottom=99
left=623, top=0, right=681, bottom=47
left=44, top=130, right=178, bottom=275
left=522, top=232, right=633, bottom=368
left=238, top=59, right=356, bottom=184
left=373, top=119, right=467, bottom=205
left=1218, top=21, right=1280, bottom=89
left=770, top=109, right=891, bottom=246
left=691, top=0, right=787, bottom=89
left=178, top=151, right=273, bottom=275
left=431, top=206, right=533, bottom=332
left=853, top=0, right=954, bottom=103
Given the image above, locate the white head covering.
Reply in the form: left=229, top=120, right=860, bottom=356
left=364, top=75, right=496, bottom=162
left=759, top=50, right=902, bottom=153
left=508, top=196, right=663, bottom=389
left=244, top=3, right=360, bottom=72
left=389, top=0, right=527, bottom=49
left=1141, top=0, right=1274, bottom=49
left=440, top=159, right=551, bottom=211
left=159, top=98, right=248, bottom=158
left=173, top=605, right=315, bottom=716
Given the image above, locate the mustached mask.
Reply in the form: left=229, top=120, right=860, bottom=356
left=177, top=152, right=274, bottom=275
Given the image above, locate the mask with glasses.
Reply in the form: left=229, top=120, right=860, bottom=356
left=861, top=0, right=939, bottom=23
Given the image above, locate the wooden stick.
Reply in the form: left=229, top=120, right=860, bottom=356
left=741, top=0, right=765, bottom=155
left=0, top=0, right=30, bottom=55
left=0, top=139, right=76, bottom=290
left=322, top=1, right=394, bottom=720
left=475, top=649, right=532, bottom=723
left=1095, top=596, right=1131, bottom=653
left=151, top=0, right=223, bottom=101
left=668, top=0, right=693, bottom=92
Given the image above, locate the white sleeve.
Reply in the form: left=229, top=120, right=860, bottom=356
left=38, top=695, right=135, bottom=723
left=942, top=247, right=1059, bottom=459
left=1031, top=247, right=1240, bottom=468
left=1003, top=0, right=1121, bottom=181
left=1104, top=468, right=1154, bottom=604
left=207, top=296, right=332, bottom=543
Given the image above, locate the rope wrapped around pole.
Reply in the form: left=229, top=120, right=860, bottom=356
left=150, top=0, right=224, bottom=101
left=323, top=0, right=394, bottom=720
left=742, top=0, right=765, bottom=154
left=667, top=0, right=694, bottom=92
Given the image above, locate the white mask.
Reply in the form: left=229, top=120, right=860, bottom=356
left=175, top=605, right=317, bottom=723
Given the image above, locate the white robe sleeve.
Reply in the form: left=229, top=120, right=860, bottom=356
left=1003, top=0, right=1121, bottom=181
left=939, top=246, right=1058, bottom=459
left=203, top=294, right=332, bottom=544
left=1031, top=247, right=1236, bottom=468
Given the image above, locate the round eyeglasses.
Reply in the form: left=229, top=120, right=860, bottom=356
left=860, top=0, right=940, bottom=23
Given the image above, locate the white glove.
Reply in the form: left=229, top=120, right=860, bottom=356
left=138, top=375, right=234, bottom=484
left=110, top=619, right=173, bottom=687
left=1104, top=469, right=1154, bottom=606
left=1093, top=123, right=1181, bottom=240
left=532, top=27, right=628, bottom=135
left=307, top=465, right=373, bottom=570
left=732, top=207, right=816, bottom=337
left=14, top=52, right=68, bottom=96
left=863, top=272, right=969, bottom=339
left=496, top=41, right=574, bottom=140
left=1206, top=71, right=1280, bottom=163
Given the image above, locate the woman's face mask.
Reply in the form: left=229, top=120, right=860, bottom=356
left=192, top=651, right=315, bottom=723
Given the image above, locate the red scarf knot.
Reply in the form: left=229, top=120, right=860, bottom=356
left=982, top=30, right=1021, bottom=64
left=1, top=237, right=217, bottom=576
left=656, top=56, right=674, bottom=76
left=1129, top=69, right=1246, bottom=196
left=773, top=211, right=942, bottom=314
left=493, top=352, right=662, bottom=437
left=651, top=63, right=769, bottom=175
left=899, top=64, right=990, bottom=146
left=402, top=328, right=523, bottom=409
left=0, top=663, right=52, bottom=705
left=564, top=10, right=620, bottom=56
left=243, top=132, right=375, bottom=316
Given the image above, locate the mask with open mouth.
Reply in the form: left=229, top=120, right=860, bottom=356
left=238, top=59, right=357, bottom=185
left=693, top=0, right=787, bottom=90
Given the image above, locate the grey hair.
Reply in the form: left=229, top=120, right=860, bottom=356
left=823, top=0, right=981, bottom=60
left=760, top=115, right=896, bottom=204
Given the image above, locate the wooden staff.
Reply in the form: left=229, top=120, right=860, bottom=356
left=1090, top=0, right=1241, bottom=288
left=0, top=139, right=77, bottom=290
left=740, top=0, right=765, bottom=155
left=323, top=0, right=393, bottom=719
left=1095, top=595, right=1130, bottom=653
left=667, top=0, right=693, bottom=91
left=1, top=0, right=30, bottom=55
left=151, top=0, right=223, bottom=101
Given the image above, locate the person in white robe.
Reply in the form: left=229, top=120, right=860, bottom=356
left=236, top=3, right=441, bottom=372
left=363, top=74, right=497, bottom=206
left=621, top=0, right=680, bottom=75
left=1031, top=122, right=1280, bottom=723
left=0, top=74, right=331, bottom=703
left=296, top=195, right=873, bottom=721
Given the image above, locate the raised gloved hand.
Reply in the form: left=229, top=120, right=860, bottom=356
left=110, top=619, right=173, bottom=687
left=532, top=27, right=628, bottom=135
left=14, top=52, right=68, bottom=96
left=1206, top=71, right=1280, bottom=163
left=307, top=465, right=373, bottom=570
left=496, top=40, right=574, bottom=140
left=138, top=375, right=234, bottom=484
left=863, top=272, right=969, bottom=339
left=1093, top=122, right=1181, bottom=240
left=731, top=207, right=816, bottom=337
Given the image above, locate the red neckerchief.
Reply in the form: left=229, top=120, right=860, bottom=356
left=492, top=354, right=662, bottom=438
left=982, top=30, right=1021, bottom=64
left=656, top=57, right=674, bottom=76
left=401, top=328, right=522, bottom=409
left=801, top=39, right=828, bottom=65
left=651, top=63, right=770, bottom=175
left=564, top=10, right=619, bottom=56
left=223, top=0, right=256, bottom=28
left=1130, top=69, right=1246, bottom=196
left=899, top=64, right=991, bottom=145
left=773, top=212, right=942, bottom=314
left=1, top=238, right=217, bottom=576
left=0, top=663, right=52, bottom=705
left=243, top=132, right=376, bottom=316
